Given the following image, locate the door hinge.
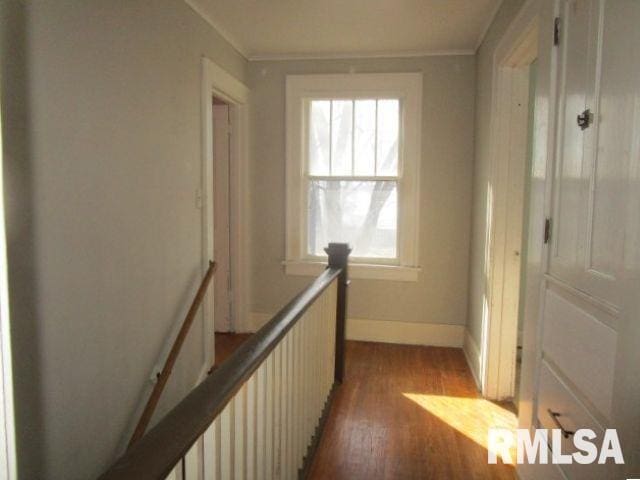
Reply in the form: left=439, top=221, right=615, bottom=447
left=577, top=108, right=593, bottom=130
left=554, top=17, right=561, bottom=46
left=544, top=217, right=552, bottom=244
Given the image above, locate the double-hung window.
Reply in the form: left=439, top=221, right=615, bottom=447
left=285, top=73, right=422, bottom=281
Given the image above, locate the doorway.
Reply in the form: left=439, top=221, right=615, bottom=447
left=200, top=57, right=250, bottom=371
left=212, top=97, right=233, bottom=333
left=480, top=7, right=539, bottom=402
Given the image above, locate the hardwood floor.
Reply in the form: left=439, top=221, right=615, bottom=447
left=214, top=332, right=252, bottom=366
left=308, top=341, right=516, bottom=480
left=214, top=335, right=516, bottom=479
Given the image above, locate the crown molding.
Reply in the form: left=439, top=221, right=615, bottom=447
left=248, top=49, right=475, bottom=62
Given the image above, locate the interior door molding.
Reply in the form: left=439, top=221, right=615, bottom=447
left=481, top=0, right=541, bottom=401
left=201, top=57, right=251, bottom=368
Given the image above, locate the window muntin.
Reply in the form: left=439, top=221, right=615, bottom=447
left=305, top=98, right=401, bottom=260
left=285, top=73, right=421, bottom=280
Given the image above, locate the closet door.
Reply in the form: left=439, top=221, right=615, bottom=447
left=536, top=1, right=640, bottom=478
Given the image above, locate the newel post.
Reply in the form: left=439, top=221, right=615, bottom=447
left=325, top=243, right=351, bottom=384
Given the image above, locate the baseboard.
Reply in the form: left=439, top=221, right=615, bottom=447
left=249, top=313, right=464, bottom=347
left=463, top=328, right=482, bottom=390
left=346, top=318, right=464, bottom=347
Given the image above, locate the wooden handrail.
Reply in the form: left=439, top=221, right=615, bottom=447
left=127, top=260, right=217, bottom=449
left=99, top=264, right=345, bottom=480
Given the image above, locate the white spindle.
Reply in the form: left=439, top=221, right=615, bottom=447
left=313, top=301, right=321, bottom=433
left=233, top=384, right=246, bottom=479
left=305, top=307, right=313, bottom=451
left=255, top=363, right=267, bottom=477
left=284, top=332, right=294, bottom=479
left=292, top=321, right=303, bottom=472
left=245, top=373, right=257, bottom=480
left=278, top=334, right=288, bottom=479
left=203, top=419, right=217, bottom=480
left=265, top=352, right=274, bottom=480
left=220, top=401, right=234, bottom=478
left=184, top=438, right=200, bottom=480
left=299, top=313, right=308, bottom=469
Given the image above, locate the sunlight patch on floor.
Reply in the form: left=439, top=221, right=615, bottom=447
left=403, top=393, right=517, bottom=463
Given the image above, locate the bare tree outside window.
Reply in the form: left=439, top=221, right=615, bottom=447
left=307, top=99, right=400, bottom=259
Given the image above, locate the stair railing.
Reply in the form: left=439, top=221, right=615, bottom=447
left=99, top=243, right=350, bottom=480
left=128, top=260, right=217, bottom=449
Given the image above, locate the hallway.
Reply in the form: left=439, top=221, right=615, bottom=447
left=308, top=341, right=516, bottom=479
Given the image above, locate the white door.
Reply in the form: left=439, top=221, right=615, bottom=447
left=535, top=1, right=640, bottom=478
left=212, top=103, right=232, bottom=332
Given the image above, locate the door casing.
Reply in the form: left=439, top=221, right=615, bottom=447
left=201, top=58, right=250, bottom=368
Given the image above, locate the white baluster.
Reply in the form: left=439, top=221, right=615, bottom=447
left=265, top=352, right=274, bottom=480
left=285, top=332, right=294, bottom=479
left=295, top=320, right=304, bottom=471
left=279, top=334, right=288, bottom=480
left=315, top=300, right=322, bottom=429
left=184, top=437, right=201, bottom=480
left=220, top=401, right=234, bottom=479
left=234, top=384, right=247, bottom=479
left=255, top=363, right=267, bottom=477
left=203, top=419, right=218, bottom=480
left=245, top=373, right=257, bottom=480
left=273, top=343, right=282, bottom=479
left=308, top=305, right=315, bottom=441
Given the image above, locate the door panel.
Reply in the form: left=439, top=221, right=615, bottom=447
left=551, top=0, right=594, bottom=271
left=549, top=0, right=625, bottom=307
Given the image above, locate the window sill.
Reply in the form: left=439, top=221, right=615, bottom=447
left=283, top=260, right=420, bottom=282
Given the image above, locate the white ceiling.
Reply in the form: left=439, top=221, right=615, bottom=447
left=186, top=0, right=503, bottom=60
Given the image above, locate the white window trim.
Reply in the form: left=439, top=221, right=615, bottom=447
left=285, top=73, right=422, bottom=281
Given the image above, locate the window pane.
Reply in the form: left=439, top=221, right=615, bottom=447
left=307, top=180, right=397, bottom=258
left=376, top=99, right=399, bottom=176
left=309, top=101, right=330, bottom=175
left=354, top=100, right=376, bottom=176
left=330, top=100, right=353, bottom=175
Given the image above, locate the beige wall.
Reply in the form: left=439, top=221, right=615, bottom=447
left=248, top=56, right=475, bottom=328
left=467, top=0, right=527, bottom=346
left=0, top=1, right=247, bottom=478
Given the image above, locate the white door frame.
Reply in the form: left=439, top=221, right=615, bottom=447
left=481, top=0, right=540, bottom=400
left=0, top=75, right=17, bottom=479
left=201, top=58, right=250, bottom=368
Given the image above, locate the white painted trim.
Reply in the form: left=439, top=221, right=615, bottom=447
left=346, top=319, right=463, bottom=347
left=0, top=87, right=16, bottom=479
left=482, top=0, right=539, bottom=401
left=283, top=260, right=420, bottom=282
left=249, top=313, right=463, bottom=347
left=285, top=73, right=422, bottom=274
left=201, top=57, right=251, bottom=369
left=248, top=49, right=475, bottom=61
left=183, top=0, right=248, bottom=59
left=475, top=0, right=506, bottom=52
left=463, top=329, right=482, bottom=390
